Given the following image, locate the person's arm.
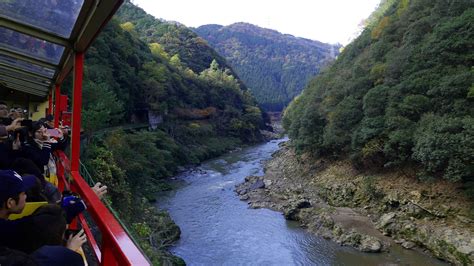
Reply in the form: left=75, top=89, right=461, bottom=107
left=0, top=119, right=23, bottom=139
left=47, top=128, right=69, bottom=151
left=11, top=133, right=21, bottom=151
left=5, top=118, right=22, bottom=133
left=51, top=134, right=69, bottom=151
left=39, top=143, right=52, bottom=165
left=22, top=142, right=52, bottom=169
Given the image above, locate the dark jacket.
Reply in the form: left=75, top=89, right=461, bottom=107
left=20, top=137, right=69, bottom=174
left=32, top=246, right=84, bottom=266
left=20, top=141, right=52, bottom=174
left=0, top=205, right=66, bottom=254
left=0, top=216, right=35, bottom=253
left=0, top=141, right=20, bottom=170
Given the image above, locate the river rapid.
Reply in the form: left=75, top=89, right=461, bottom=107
left=157, top=139, right=445, bottom=265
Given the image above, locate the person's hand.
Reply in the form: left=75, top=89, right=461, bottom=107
left=46, top=137, right=57, bottom=144
left=12, top=133, right=21, bottom=150
left=42, top=129, right=58, bottom=143
left=57, top=128, right=64, bottom=139
left=5, top=118, right=23, bottom=132
left=92, top=182, right=107, bottom=199
left=59, top=126, right=69, bottom=136
left=66, top=229, right=87, bottom=251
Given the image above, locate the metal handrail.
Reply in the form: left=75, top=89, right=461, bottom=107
left=78, top=161, right=148, bottom=256
left=55, top=151, right=150, bottom=266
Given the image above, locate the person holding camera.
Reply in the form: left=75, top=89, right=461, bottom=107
left=0, top=102, right=10, bottom=125
left=9, top=107, right=26, bottom=120
left=0, top=102, right=26, bottom=145
left=0, top=114, right=23, bottom=170
left=0, top=171, right=87, bottom=266
left=20, top=122, right=69, bottom=175
left=19, top=122, right=52, bottom=175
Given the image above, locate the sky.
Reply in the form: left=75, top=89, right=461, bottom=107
left=131, top=0, right=381, bottom=45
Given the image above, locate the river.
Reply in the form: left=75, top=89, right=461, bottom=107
left=157, top=139, right=445, bottom=265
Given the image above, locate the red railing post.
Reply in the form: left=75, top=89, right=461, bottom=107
left=48, top=93, right=52, bottom=116
left=71, top=52, right=84, bottom=173
left=58, top=52, right=150, bottom=266
left=54, top=84, right=61, bottom=128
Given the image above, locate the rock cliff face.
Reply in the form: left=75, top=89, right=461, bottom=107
left=236, top=143, right=474, bottom=265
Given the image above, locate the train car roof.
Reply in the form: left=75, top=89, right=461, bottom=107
left=0, top=0, right=123, bottom=98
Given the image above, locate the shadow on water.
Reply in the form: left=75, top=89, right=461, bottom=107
left=157, top=139, right=446, bottom=265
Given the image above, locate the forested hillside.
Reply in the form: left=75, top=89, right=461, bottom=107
left=115, top=1, right=239, bottom=77
left=64, top=1, right=267, bottom=263
left=284, top=0, right=473, bottom=193
left=195, top=23, right=340, bottom=111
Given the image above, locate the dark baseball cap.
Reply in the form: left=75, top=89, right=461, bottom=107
left=0, top=170, right=37, bottom=202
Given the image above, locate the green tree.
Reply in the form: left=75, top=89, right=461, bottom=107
left=82, top=82, right=124, bottom=140
left=283, top=0, right=474, bottom=184
left=413, top=114, right=474, bottom=182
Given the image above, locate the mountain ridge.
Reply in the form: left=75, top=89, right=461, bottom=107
left=195, top=22, right=341, bottom=111
left=208, top=22, right=340, bottom=49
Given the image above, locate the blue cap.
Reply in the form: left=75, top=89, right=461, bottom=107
left=0, top=170, right=37, bottom=202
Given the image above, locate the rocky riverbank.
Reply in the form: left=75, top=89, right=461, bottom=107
left=235, top=142, right=474, bottom=265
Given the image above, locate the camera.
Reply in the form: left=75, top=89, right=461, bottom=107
left=20, top=119, right=32, bottom=128
left=10, top=127, right=28, bottom=143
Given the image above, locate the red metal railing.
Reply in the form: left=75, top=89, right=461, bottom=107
left=51, top=43, right=149, bottom=265
left=55, top=151, right=150, bottom=265
left=54, top=85, right=61, bottom=128
left=70, top=53, right=83, bottom=173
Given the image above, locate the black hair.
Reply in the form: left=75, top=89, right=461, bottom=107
left=25, top=178, right=47, bottom=202
left=11, top=158, right=46, bottom=185
left=29, top=121, right=45, bottom=134
left=21, top=204, right=67, bottom=253
left=0, top=101, right=7, bottom=106
left=27, top=121, right=45, bottom=142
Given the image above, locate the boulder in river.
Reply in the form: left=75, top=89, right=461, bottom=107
left=250, top=179, right=265, bottom=190
left=284, top=208, right=299, bottom=220
left=359, top=236, right=382, bottom=253
left=401, top=241, right=416, bottom=249
left=239, top=195, right=249, bottom=201
left=337, top=230, right=382, bottom=253
left=263, top=179, right=273, bottom=188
